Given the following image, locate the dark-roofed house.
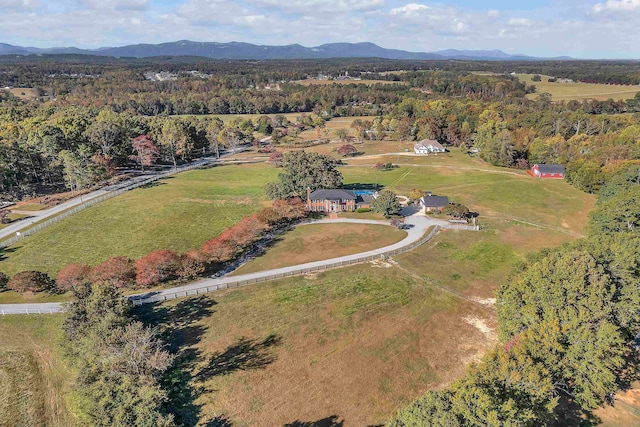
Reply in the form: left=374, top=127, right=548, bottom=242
left=419, top=194, right=449, bottom=213
left=531, top=164, right=565, bottom=179
left=306, top=188, right=373, bottom=212
left=414, top=139, right=446, bottom=154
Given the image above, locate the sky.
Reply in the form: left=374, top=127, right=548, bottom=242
left=1, top=0, right=639, bottom=58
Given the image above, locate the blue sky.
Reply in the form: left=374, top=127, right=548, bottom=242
left=1, top=0, right=639, bottom=58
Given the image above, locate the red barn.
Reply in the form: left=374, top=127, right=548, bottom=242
left=531, top=164, right=565, bottom=179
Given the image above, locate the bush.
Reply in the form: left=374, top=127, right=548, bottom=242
left=356, top=207, right=372, bottom=213
left=177, top=251, right=207, bottom=280
left=135, top=250, right=181, bottom=287
left=8, top=271, right=54, bottom=293
left=56, top=263, right=91, bottom=291
left=90, top=256, right=136, bottom=288
left=0, top=272, right=8, bottom=291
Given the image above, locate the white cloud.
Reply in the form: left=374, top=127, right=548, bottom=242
left=0, top=0, right=37, bottom=8
left=507, top=18, right=532, bottom=26
left=389, top=3, right=429, bottom=18
left=254, top=0, right=384, bottom=14
left=82, top=0, right=148, bottom=10
left=592, top=0, right=640, bottom=13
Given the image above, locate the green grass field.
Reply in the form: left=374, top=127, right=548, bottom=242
left=0, top=315, right=78, bottom=427
left=516, top=73, right=640, bottom=101
left=0, top=164, right=279, bottom=277
left=232, top=223, right=406, bottom=275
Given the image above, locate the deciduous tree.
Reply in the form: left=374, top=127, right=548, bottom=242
left=90, top=256, right=136, bottom=288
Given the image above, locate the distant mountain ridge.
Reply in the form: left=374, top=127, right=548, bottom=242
left=0, top=40, right=573, bottom=61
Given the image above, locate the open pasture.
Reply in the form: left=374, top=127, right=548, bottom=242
left=516, top=73, right=640, bottom=101
left=231, top=223, right=406, bottom=275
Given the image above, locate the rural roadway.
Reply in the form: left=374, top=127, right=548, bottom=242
left=0, top=211, right=453, bottom=315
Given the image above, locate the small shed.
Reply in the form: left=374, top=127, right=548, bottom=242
left=531, top=164, right=565, bottom=179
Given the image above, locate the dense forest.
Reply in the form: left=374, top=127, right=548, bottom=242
left=4, top=56, right=640, bottom=199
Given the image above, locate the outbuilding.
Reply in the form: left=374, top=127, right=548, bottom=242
left=419, top=194, right=449, bottom=213
left=531, top=164, right=565, bottom=179
left=414, top=139, right=446, bottom=154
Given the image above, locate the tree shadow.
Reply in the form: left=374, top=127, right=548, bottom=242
left=136, top=296, right=217, bottom=426
left=197, top=334, right=281, bottom=381
left=135, top=297, right=281, bottom=426
left=0, top=246, right=18, bottom=262
left=284, top=415, right=344, bottom=427
left=551, top=395, right=600, bottom=427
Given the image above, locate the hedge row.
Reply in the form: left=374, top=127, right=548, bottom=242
left=0, top=198, right=308, bottom=294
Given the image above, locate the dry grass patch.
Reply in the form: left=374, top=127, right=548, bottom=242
left=231, top=223, right=406, bottom=275
left=140, top=263, right=496, bottom=426
left=516, top=73, right=640, bottom=101
left=0, top=315, right=77, bottom=427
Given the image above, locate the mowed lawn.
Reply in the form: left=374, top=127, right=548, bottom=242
left=341, top=156, right=595, bottom=236
left=0, top=315, right=78, bottom=427
left=516, top=73, right=640, bottom=101
left=0, top=164, right=279, bottom=276
left=138, top=263, right=495, bottom=426
left=231, top=223, right=406, bottom=275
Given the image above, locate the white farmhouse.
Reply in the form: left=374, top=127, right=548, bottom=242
left=414, top=139, right=446, bottom=154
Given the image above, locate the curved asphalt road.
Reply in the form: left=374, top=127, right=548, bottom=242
left=0, top=212, right=445, bottom=315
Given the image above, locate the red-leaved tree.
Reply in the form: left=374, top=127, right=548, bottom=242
left=177, top=250, right=206, bottom=279
left=130, top=135, right=160, bottom=172
left=201, top=236, right=236, bottom=263
left=269, top=151, right=284, bottom=167
left=90, top=256, right=136, bottom=288
left=8, top=271, right=54, bottom=293
left=273, top=197, right=308, bottom=221
left=56, top=263, right=91, bottom=291
left=135, top=250, right=181, bottom=287
left=337, top=144, right=357, bottom=157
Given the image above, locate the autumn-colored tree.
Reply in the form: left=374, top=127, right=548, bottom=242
left=90, top=256, right=136, bottom=288
left=8, top=271, right=54, bottom=293
left=408, top=188, right=426, bottom=202
left=129, top=135, right=159, bottom=172
left=227, top=214, right=268, bottom=248
left=135, top=250, right=181, bottom=287
left=337, top=144, right=357, bottom=157
left=257, top=207, right=282, bottom=226
left=273, top=197, right=306, bottom=219
left=56, top=263, right=91, bottom=291
left=177, top=250, right=206, bottom=280
left=269, top=151, right=284, bottom=167
left=201, top=236, right=236, bottom=263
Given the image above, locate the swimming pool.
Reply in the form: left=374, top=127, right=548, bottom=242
left=353, top=190, right=376, bottom=196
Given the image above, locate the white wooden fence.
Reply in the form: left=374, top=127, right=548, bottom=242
left=0, top=160, right=209, bottom=248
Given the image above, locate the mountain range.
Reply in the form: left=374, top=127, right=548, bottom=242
left=0, top=41, right=572, bottom=61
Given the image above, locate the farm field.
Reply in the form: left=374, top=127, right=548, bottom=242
left=135, top=207, right=587, bottom=425
left=0, top=150, right=594, bottom=302
left=137, top=263, right=490, bottom=426
left=0, top=315, right=78, bottom=427
left=7, top=87, right=39, bottom=101
left=0, top=164, right=279, bottom=277
left=231, top=223, right=407, bottom=275
left=516, top=73, right=640, bottom=101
